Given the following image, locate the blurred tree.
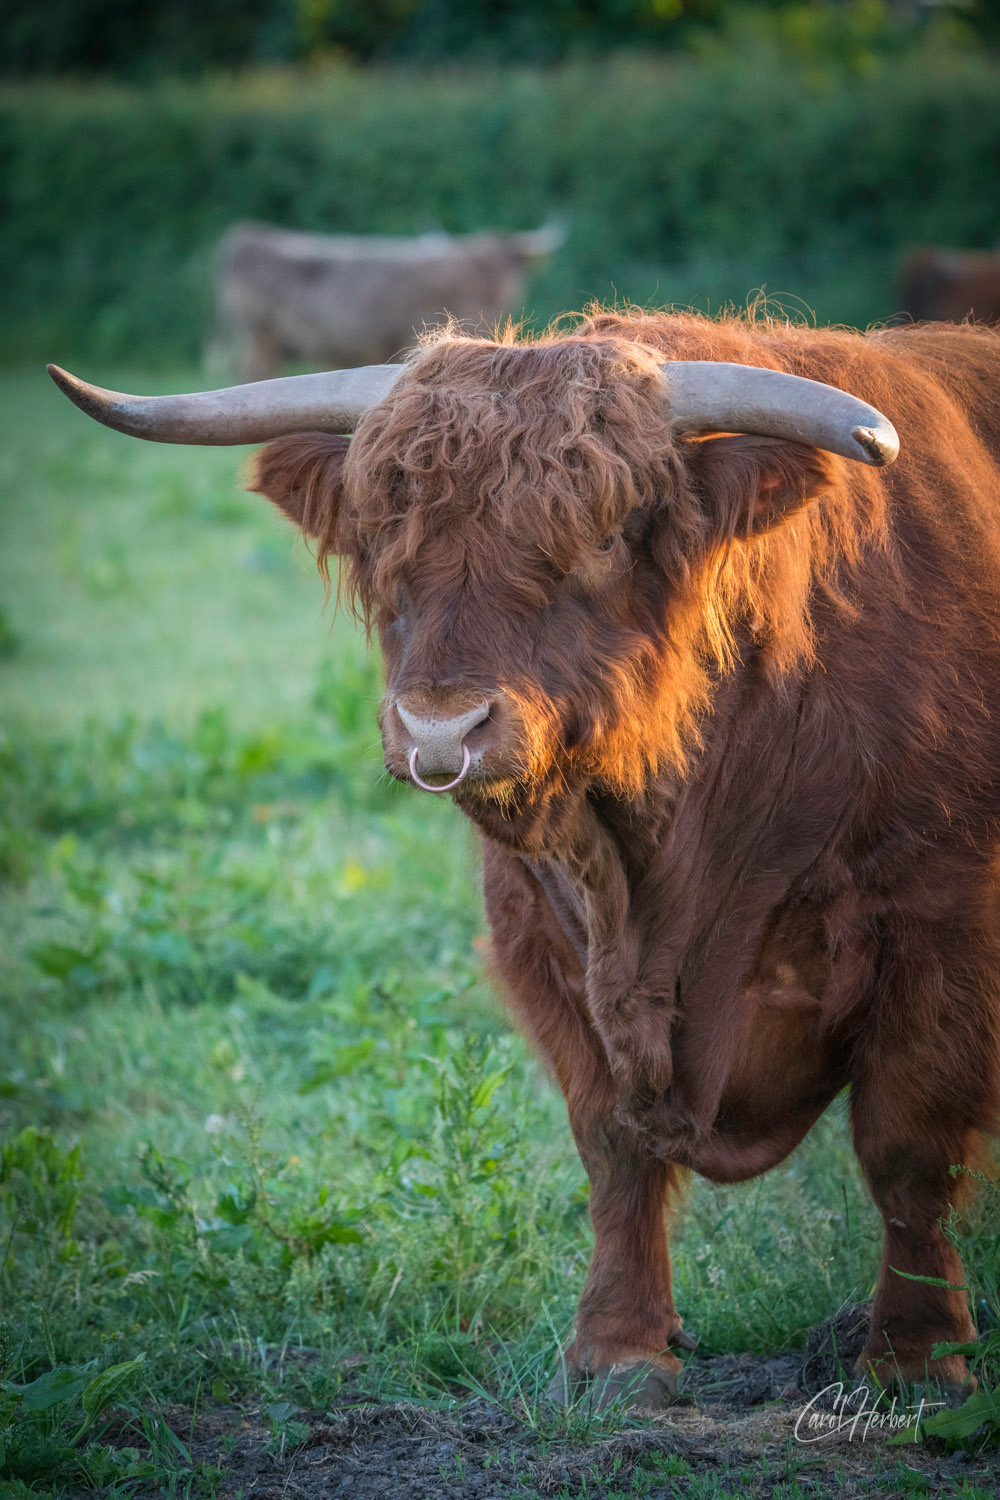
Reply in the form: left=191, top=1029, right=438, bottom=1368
left=293, top=0, right=423, bottom=62
left=0, top=0, right=295, bottom=76
left=377, top=0, right=727, bottom=64
left=0, top=0, right=993, bottom=75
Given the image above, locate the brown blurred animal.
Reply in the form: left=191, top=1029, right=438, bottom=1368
left=899, top=246, right=1000, bottom=324
left=208, top=220, right=562, bottom=381
left=50, top=311, right=1000, bottom=1407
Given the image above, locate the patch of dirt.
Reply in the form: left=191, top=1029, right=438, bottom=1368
left=677, top=1298, right=872, bottom=1413
left=94, top=1308, right=999, bottom=1499
left=105, top=1395, right=998, bottom=1500
left=800, top=1299, right=873, bottom=1393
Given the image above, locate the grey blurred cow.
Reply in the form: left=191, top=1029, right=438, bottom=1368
left=208, top=220, right=563, bottom=381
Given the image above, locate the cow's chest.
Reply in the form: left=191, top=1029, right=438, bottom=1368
left=524, top=827, right=847, bottom=1178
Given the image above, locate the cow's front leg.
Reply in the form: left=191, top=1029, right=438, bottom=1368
left=550, top=1116, right=688, bottom=1409
left=483, top=845, right=687, bottom=1409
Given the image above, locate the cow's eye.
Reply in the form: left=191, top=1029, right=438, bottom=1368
left=569, top=533, right=620, bottom=586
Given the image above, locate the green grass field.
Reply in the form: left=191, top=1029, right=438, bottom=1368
left=2, top=365, right=998, bottom=1496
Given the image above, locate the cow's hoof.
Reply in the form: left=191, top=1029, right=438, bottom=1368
left=547, top=1356, right=681, bottom=1412
left=856, top=1349, right=975, bottom=1402
left=910, top=1374, right=978, bottom=1411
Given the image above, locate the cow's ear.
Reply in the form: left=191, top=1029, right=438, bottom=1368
left=682, top=433, right=841, bottom=539
left=246, top=433, right=351, bottom=553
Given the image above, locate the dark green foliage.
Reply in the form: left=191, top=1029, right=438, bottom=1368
left=6, top=0, right=988, bottom=77
left=2, top=0, right=290, bottom=78
left=3, top=42, right=1000, bottom=365
left=0, top=609, right=19, bottom=660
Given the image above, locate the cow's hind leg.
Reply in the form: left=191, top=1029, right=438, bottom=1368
left=483, top=847, right=686, bottom=1410
left=850, top=925, right=999, bottom=1391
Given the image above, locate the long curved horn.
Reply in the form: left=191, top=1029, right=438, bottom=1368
left=663, top=361, right=899, bottom=467
left=47, top=354, right=899, bottom=465
left=46, top=364, right=403, bottom=445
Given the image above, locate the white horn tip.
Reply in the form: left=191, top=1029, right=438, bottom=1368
left=851, top=423, right=899, bottom=467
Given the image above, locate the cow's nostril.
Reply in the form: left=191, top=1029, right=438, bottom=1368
left=466, top=703, right=492, bottom=736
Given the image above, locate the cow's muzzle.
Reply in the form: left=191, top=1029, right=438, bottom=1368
left=394, top=698, right=492, bottom=793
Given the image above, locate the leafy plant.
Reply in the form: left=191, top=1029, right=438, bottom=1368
left=0, top=1355, right=145, bottom=1485
left=888, top=1171, right=1000, bottom=1447
left=263, top=1399, right=310, bottom=1453
left=0, top=1128, right=83, bottom=1268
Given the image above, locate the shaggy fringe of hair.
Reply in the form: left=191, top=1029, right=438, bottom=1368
left=340, top=331, right=712, bottom=787
left=344, top=333, right=686, bottom=587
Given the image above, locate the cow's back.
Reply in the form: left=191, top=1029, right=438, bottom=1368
left=875, top=323, right=1000, bottom=461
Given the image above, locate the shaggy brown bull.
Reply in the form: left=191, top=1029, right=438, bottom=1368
left=49, top=311, right=1000, bottom=1405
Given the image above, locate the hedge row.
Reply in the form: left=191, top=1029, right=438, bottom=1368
left=4, top=45, right=1000, bottom=364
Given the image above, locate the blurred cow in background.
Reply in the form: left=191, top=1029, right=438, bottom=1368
left=208, top=220, right=563, bottom=380
left=898, top=246, right=1000, bottom=326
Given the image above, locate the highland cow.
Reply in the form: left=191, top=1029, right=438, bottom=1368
left=49, top=311, right=1000, bottom=1405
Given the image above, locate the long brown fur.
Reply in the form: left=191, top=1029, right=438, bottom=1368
left=251, top=310, right=1000, bottom=1397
